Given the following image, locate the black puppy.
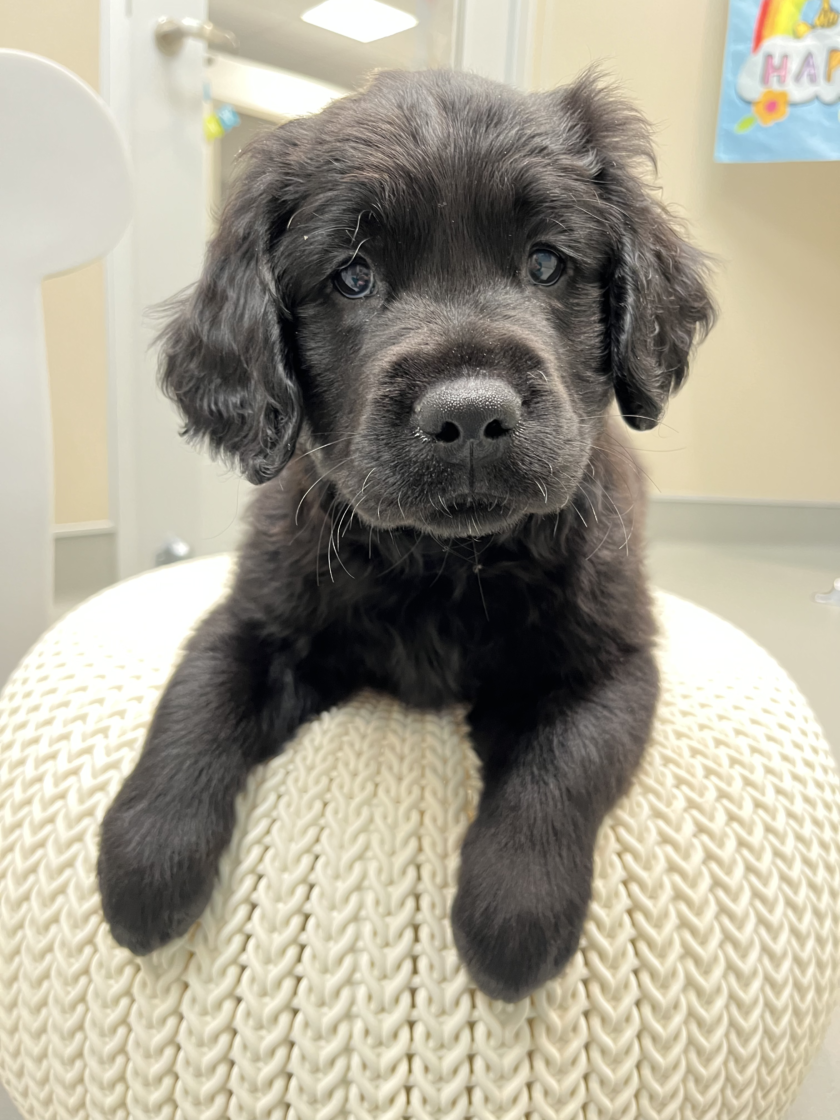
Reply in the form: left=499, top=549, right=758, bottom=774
left=98, top=69, right=713, bottom=1002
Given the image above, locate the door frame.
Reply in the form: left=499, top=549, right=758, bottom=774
left=101, top=0, right=214, bottom=579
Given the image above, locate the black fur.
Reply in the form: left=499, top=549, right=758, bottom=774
left=98, top=69, right=714, bottom=1002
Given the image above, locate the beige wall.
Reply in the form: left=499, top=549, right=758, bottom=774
left=533, top=0, right=840, bottom=502
left=1, top=0, right=109, bottom=524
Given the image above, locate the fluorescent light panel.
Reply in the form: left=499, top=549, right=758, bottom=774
left=209, top=54, right=345, bottom=121
left=301, top=0, right=418, bottom=44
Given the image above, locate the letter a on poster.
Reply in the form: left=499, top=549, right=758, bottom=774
left=716, top=0, right=840, bottom=161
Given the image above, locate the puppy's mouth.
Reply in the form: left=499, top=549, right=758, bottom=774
left=422, top=492, right=518, bottom=537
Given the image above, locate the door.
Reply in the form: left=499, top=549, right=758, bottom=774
left=102, top=0, right=536, bottom=580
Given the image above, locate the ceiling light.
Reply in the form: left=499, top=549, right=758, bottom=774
left=301, top=0, right=418, bottom=44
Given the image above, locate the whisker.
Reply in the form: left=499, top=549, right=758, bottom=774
left=316, top=495, right=337, bottom=585
left=326, top=497, right=344, bottom=583
left=331, top=521, right=354, bottom=578
left=345, top=237, right=370, bottom=266
left=358, top=468, right=376, bottom=499
left=430, top=540, right=451, bottom=586
left=334, top=500, right=351, bottom=540
left=379, top=532, right=422, bottom=576
left=299, top=436, right=355, bottom=459
left=472, top=540, right=490, bottom=621
left=593, top=440, right=662, bottom=494
left=578, top=482, right=599, bottom=523
left=340, top=469, right=376, bottom=538
left=599, top=481, right=632, bottom=554
left=618, top=414, right=679, bottom=435
left=295, top=455, right=353, bottom=524
left=584, top=524, right=612, bottom=562
left=350, top=210, right=364, bottom=244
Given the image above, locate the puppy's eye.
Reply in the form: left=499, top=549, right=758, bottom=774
left=334, top=258, right=374, bottom=298
left=527, top=246, right=565, bottom=286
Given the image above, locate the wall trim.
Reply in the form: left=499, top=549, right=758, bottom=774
left=54, top=523, right=117, bottom=608
left=648, top=496, right=840, bottom=547
left=53, top=520, right=116, bottom=539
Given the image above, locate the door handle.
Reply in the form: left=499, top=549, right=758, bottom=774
left=154, top=16, right=239, bottom=56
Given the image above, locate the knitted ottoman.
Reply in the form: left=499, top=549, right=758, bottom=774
left=0, top=556, right=839, bottom=1120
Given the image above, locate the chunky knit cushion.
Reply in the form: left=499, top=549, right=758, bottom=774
left=0, top=556, right=839, bottom=1120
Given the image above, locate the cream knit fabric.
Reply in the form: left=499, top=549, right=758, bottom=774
left=0, top=555, right=839, bottom=1120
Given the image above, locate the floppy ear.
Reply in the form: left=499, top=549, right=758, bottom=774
left=608, top=195, right=715, bottom=431
left=555, top=74, right=716, bottom=431
left=156, top=138, right=303, bottom=484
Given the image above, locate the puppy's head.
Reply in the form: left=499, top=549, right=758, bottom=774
left=159, top=69, right=714, bottom=537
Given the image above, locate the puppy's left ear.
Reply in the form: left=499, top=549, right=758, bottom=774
left=555, top=75, right=716, bottom=431
left=608, top=192, right=715, bottom=431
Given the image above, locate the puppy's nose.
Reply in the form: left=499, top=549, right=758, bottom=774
left=413, top=378, right=521, bottom=462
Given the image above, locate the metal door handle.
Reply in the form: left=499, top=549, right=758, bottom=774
left=154, top=16, right=239, bottom=56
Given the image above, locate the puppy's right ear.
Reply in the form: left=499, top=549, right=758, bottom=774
left=157, top=150, right=302, bottom=485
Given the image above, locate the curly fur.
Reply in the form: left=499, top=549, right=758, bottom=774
left=98, top=68, right=714, bottom=1002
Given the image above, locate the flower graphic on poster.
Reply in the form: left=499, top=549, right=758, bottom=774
left=752, top=88, right=790, bottom=124
left=716, top=1, right=840, bottom=161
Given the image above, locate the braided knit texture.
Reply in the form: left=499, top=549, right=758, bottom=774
left=1, top=555, right=839, bottom=1120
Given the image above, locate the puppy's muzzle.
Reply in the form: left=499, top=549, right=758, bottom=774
left=413, top=377, right=521, bottom=464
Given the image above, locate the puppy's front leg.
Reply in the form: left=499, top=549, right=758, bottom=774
left=98, top=602, right=332, bottom=955
left=452, top=649, right=658, bottom=1002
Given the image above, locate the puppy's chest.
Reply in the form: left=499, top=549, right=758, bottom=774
left=344, top=570, right=574, bottom=707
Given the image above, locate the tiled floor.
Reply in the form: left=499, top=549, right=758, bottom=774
left=0, top=1082, right=15, bottom=1119
left=1, top=542, right=839, bottom=1119
left=649, top=543, right=840, bottom=764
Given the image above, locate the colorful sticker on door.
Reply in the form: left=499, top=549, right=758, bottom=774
left=715, top=0, right=840, bottom=161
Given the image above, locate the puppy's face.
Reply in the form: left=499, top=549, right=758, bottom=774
left=159, top=71, right=713, bottom=538
left=286, top=135, right=609, bottom=538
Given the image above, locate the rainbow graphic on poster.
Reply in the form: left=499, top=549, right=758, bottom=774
left=715, top=0, right=840, bottom=161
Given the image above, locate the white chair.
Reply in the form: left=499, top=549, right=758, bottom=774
left=0, top=49, right=131, bottom=685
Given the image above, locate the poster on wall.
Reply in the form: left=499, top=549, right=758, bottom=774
left=716, top=0, right=840, bottom=161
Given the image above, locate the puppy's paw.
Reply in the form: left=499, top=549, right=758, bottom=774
left=451, top=825, right=591, bottom=1002
left=97, top=798, right=219, bottom=955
